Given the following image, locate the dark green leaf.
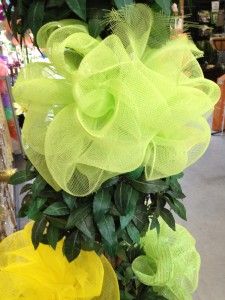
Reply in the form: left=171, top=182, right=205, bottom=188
left=138, top=286, right=167, bottom=299
left=158, top=196, right=167, bottom=210
left=27, top=197, right=47, bottom=219
left=125, top=266, right=134, bottom=282
left=88, top=17, right=104, bottom=38
left=78, top=213, right=95, bottom=239
left=103, top=240, right=117, bottom=257
left=120, top=229, right=133, bottom=245
left=166, top=190, right=186, bottom=200
left=20, top=183, right=32, bottom=195
left=63, top=231, right=80, bottom=262
left=9, top=170, right=35, bottom=185
left=155, top=0, right=171, bottom=15
left=133, top=204, right=149, bottom=233
left=43, top=6, right=71, bottom=22
left=160, top=208, right=176, bottom=231
left=32, top=216, right=47, bottom=249
left=110, top=205, right=121, bottom=216
left=81, top=238, right=95, bottom=251
left=168, top=174, right=185, bottom=199
left=39, top=190, right=62, bottom=200
left=127, top=246, right=144, bottom=263
left=101, top=176, right=119, bottom=188
left=114, top=182, right=126, bottom=214
left=120, top=184, right=139, bottom=229
left=93, top=189, right=111, bottom=221
left=130, top=179, right=168, bottom=194
left=114, top=0, right=134, bottom=9
left=127, top=222, right=140, bottom=244
left=115, top=182, right=139, bottom=220
left=11, top=9, right=19, bottom=43
left=81, top=237, right=102, bottom=254
left=47, top=216, right=67, bottom=229
left=46, top=0, right=65, bottom=8
left=18, top=193, right=32, bottom=217
left=125, top=167, right=144, bottom=180
left=47, top=225, right=60, bottom=249
left=116, top=246, right=127, bottom=261
left=25, top=160, right=34, bottom=173
left=120, top=213, right=133, bottom=230
left=17, top=0, right=27, bottom=16
left=66, top=203, right=94, bottom=239
left=62, top=191, right=77, bottom=210
left=66, top=0, right=86, bottom=20
left=96, top=215, right=117, bottom=246
left=27, top=1, right=45, bottom=37
left=39, top=233, right=48, bottom=245
left=124, top=184, right=139, bottom=215
left=120, top=291, right=135, bottom=300
left=171, top=172, right=184, bottom=180
left=66, top=203, right=90, bottom=228
left=44, top=202, right=70, bottom=216
left=150, top=217, right=160, bottom=235
left=31, top=175, right=47, bottom=198
left=166, top=197, right=187, bottom=221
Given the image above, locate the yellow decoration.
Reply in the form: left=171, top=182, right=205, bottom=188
left=0, top=168, right=16, bottom=182
left=0, top=223, right=119, bottom=300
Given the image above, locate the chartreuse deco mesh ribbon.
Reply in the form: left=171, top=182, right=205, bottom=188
left=0, top=223, right=119, bottom=300
left=132, top=220, right=201, bottom=300
left=13, top=4, right=220, bottom=196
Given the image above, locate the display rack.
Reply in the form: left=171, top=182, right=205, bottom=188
left=0, top=92, right=17, bottom=240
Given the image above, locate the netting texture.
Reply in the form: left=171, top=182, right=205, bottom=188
left=0, top=223, right=119, bottom=300
left=13, top=4, right=220, bottom=196
left=132, top=220, right=201, bottom=300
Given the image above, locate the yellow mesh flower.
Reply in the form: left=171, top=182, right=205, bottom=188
left=13, top=4, right=220, bottom=196
left=0, top=223, right=119, bottom=300
left=132, top=220, right=201, bottom=300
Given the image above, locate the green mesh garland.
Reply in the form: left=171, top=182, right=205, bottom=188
left=13, top=4, right=220, bottom=196
left=132, top=219, right=201, bottom=300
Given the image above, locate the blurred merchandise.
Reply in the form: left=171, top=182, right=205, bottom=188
left=0, top=94, right=16, bottom=240
left=212, top=74, right=225, bottom=132
left=198, top=10, right=211, bottom=23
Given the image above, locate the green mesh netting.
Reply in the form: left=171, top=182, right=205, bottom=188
left=132, top=220, right=201, bottom=300
left=13, top=4, right=220, bottom=196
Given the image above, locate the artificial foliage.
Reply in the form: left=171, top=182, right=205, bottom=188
left=2, top=1, right=220, bottom=300
left=10, top=161, right=186, bottom=261
left=4, top=0, right=172, bottom=43
left=9, top=160, right=186, bottom=299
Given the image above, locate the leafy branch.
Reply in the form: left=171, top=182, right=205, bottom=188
left=3, top=0, right=172, bottom=42
left=10, top=160, right=186, bottom=263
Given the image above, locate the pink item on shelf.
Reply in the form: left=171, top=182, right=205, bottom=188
left=0, top=58, right=9, bottom=93
left=0, top=58, right=18, bottom=141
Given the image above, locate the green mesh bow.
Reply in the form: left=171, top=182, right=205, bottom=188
left=132, top=220, right=201, bottom=300
left=13, top=4, right=220, bottom=196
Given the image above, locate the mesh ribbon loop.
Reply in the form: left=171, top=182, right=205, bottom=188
left=132, top=219, right=201, bottom=300
left=13, top=4, right=220, bottom=196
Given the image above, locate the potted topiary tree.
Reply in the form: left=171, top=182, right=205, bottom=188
left=1, top=1, right=219, bottom=299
